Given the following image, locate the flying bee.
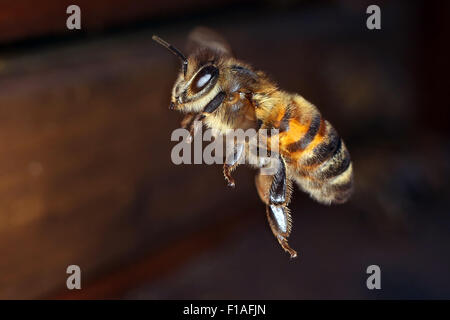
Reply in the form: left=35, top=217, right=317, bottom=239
left=153, top=27, right=353, bottom=258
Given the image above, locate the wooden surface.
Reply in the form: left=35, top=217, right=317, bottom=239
left=0, top=29, right=255, bottom=298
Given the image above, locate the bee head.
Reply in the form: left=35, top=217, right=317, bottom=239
left=153, top=35, right=223, bottom=113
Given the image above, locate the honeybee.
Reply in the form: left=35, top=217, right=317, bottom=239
left=153, top=28, right=353, bottom=258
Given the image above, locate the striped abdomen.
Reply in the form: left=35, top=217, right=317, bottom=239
left=264, top=94, right=353, bottom=205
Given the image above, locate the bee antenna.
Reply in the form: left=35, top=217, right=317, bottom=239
left=152, top=35, right=188, bottom=77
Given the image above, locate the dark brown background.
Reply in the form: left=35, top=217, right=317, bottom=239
left=0, top=0, right=449, bottom=299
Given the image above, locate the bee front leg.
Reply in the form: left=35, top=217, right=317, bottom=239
left=255, top=156, right=297, bottom=258
left=223, top=142, right=245, bottom=188
left=180, top=113, right=197, bottom=130
left=181, top=113, right=204, bottom=143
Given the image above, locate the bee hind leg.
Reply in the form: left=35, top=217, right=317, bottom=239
left=255, top=157, right=297, bottom=258
left=266, top=205, right=296, bottom=258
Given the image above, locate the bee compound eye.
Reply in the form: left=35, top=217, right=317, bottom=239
left=191, top=65, right=218, bottom=93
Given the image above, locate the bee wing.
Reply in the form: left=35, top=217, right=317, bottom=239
left=187, top=27, right=233, bottom=56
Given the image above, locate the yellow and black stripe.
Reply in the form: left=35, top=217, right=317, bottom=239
left=259, top=94, right=353, bottom=205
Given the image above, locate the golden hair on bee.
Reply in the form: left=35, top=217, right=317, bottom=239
left=153, top=27, right=353, bottom=259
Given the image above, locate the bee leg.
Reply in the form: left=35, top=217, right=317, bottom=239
left=180, top=113, right=197, bottom=130
left=255, top=157, right=297, bottom=258
left=223, top=142, right=245, bottom=188
left=266, top=204, right=296, bottom=258
left=181, top=113, right=204, bottom=143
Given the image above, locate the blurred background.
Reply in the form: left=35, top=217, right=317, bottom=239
left=0, top=0, right=449, bottom=299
